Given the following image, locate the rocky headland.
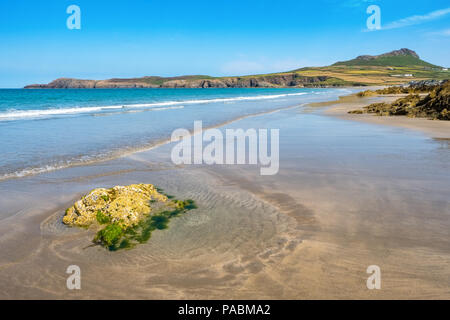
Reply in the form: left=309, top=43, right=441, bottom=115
left=25, top=74, right=334, bottom=89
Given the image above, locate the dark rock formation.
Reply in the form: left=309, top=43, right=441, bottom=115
left=357, top=80, right=448, bottom=96
left=407, top=79, right=447, bottom=89
left=351, top=81, right=450, bottom=120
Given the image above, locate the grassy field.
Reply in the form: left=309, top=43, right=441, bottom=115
left=229, top=65, right=449, bottom=86
left=289, top=65, right=448, bottom=85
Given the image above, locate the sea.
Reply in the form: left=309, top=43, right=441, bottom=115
left=0, top=87, right=356, bottom=180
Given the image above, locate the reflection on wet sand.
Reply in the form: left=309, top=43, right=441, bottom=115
left=0, top=102, right=449, bottom=299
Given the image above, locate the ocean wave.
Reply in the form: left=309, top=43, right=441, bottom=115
left=0, top=154, right=109, bottom=181
left=0, top=92, right=307, bottom=121
left=0, top=149, right=126, bottom=181
left=0, top=101, right=308, bottom=181
left=0, top=164, right=68, bottom=181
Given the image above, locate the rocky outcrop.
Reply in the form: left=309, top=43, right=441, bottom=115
left=63, top=184, right=168, bottom=228
left=63, top=184, right=197, bottom=250
left=359, top=94, right=423, bottom=116
left=354, top=49, right=419, bottom=62
left=414, top=80, right=450, bottom=120
left=350, top=81, right=450, bottom=120
left=357, top=80, right=448, bottom=96
left=379, top=48, right=420, bottom=59
left=407, top=79, right=447, bottom=89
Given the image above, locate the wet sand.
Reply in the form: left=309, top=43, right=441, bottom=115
left=321, top=94, right=450, bottom=139
left=0, top=96, right=449, bottom=299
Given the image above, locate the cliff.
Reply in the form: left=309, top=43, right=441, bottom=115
left=25, top=74, right=334, bottom=89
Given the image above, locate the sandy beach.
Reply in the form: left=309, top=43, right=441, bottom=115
left=0, top=93, right=449, bottom=299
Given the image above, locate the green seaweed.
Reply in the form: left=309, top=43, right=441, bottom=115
left=184, top=199, right=197, bottom=210
left=151, top=215, right=169, bottom=230
left=94, top=223, right=123, bottom=249
left=96, top=210, right=110, bottom=224
left=118, top=238, right=134, bottom=250
left=93, top=190, right=197, bottom=251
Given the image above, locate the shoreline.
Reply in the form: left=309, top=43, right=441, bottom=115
left=0, top=85, right=363, bottom=183
left=20, top=85, right=371, bottom=89
left=0, top=102, right=308, bottom=182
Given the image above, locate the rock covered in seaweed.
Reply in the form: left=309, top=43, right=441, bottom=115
left=63, top=184, right=197, bottom=251
left=63, top=184, right=168, bottom=228
left=416, top=80, right=450, bottom=120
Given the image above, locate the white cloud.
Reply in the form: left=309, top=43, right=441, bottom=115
left=430, top=29, right=450, bottom=36
left=382, top=7, right=450, bottom=30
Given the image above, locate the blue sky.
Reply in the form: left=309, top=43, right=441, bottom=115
left=0, top=0, right=449, bottom=88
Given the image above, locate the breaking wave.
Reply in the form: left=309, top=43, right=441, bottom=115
left=0, top=92, right=307, bottom=121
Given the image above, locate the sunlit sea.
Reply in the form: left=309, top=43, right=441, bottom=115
left=0, top=87, right=355, bottom=180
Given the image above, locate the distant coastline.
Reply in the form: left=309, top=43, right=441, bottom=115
left=24, top=48, right=449, bottom=89
left=24, top=75, right=336, bottom=89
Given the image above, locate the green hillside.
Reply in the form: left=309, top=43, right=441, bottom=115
left=333, top=48, right=441, bottom=68
left=333, top=55, right=439, bottom=68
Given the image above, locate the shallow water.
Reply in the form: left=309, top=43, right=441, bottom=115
left=0, top=88, right=355, bottom=180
